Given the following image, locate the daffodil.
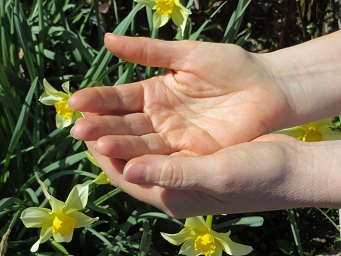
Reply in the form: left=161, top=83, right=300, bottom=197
left=161, top=216, right=253, bottom=256
left=21, top=183, right=99, bottom=252
left=86, top=152, right=110, bottom=185
left=275, top=119, right=341, bottom=142
left=39, top=79, right=82, bottom=129
left=135, top=0, right=191, bottom=35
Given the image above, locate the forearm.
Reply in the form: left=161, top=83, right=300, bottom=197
left=290, top=140, right=341, bottom=209
left=260, top=30, right=341, bottom=129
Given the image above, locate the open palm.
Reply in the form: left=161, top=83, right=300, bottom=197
left=70, top=34, right=288, bottom=160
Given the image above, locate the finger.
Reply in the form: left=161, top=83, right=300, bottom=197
left=85, top=141, right=211, bottom=218
left=71, top=113, right=154, bottom=141
left=104, top=33, right=195, bottom=70
left=68, top=84, right=144, bottom=114
left=122, top=154, right=218, bottom=190
left=94, top=134, right=173, bottom=160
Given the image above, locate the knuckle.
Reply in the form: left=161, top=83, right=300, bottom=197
left=158, top=159, right=184, bottom=189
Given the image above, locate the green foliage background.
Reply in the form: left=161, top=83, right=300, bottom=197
left=0, top=0, right=340, bottom=255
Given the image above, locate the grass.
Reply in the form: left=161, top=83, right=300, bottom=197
left=0, top=0, right=340, bottom=255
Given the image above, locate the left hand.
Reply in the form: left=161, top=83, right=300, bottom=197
left=86, top=134, right=341, bottom=218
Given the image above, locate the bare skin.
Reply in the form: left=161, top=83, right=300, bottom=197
left=68, top=31, right=341, bottom=218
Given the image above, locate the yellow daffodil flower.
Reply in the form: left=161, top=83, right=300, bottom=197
left=39, top=79, right=82, bottom=129
left=161, top=216, right=253, bottom=256
left=86, top=152, right=110, bottom=185
left=21, top=183, right=99, bottom=252
left=275, top=119, right=341, bottom=142
left=135, top=0, right=191, bottom=35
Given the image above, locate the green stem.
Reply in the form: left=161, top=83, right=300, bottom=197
left=205, top=215, right=213, bottom=229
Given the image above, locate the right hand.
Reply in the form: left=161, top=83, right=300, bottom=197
left=69, top=34, right=291, bottom=160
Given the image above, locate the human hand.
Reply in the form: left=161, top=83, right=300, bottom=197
left=86, top=134, right=341, bottom=218
left=69, top=34, right=291, bottom=160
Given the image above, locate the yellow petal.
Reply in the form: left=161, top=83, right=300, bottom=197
left=93, top=171, right=110, bottom=185
left=214, top=231, right=253, bottom=256
left=30, top=225, right=53, bottom=252
left=160, top=227, right=193, bottom=246
left=153, top=11, right=171, bottom=28
left=53, top=230, right=74, bottom=243
left=21, top=207, right=52, bottom=228
left=64, top=184, right=89, bottom=214
left=185, top=216, right=209, bottom=232
left=50, top=195, right=66, bottom=214
left=69, top=211, right=99, bottom=228
left=86, top=151, right=100, bottom=167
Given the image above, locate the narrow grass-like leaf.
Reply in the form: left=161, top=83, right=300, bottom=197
left=221, top=0, right=251, bottom=43
left=13, top=2, right=38, bottom=81
left=80, top=4, right=143, bottom=88
left=287, top=209, right=304, bottom=256
left=189, top=1, right=227, bottom=41
left=4, top=78, right=38, bottom=171
left=214, top=216, right=264, bottom=230
left=139, top=220, right=152, bottom=256
left=41, top=151, right=86, bottom=173
left=93, top=188, right=121, bottom=205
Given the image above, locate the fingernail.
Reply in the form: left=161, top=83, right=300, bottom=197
left=70, top=127, right=78, bottom=140
left=123, top=164, right=148, bottom=184
left=67, top=97, right=74, bottom=109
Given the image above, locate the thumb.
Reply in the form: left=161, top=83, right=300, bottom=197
left=123, top=154, right=218, bottom=190
left=104, top=33, right=194, bottom=70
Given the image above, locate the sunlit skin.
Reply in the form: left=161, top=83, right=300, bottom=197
left=69, top=31, right=341, bottom=218
left=70, top=34, right=291, bottom=161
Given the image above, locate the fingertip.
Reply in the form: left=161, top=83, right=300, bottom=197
left=69, top=126, right=79, bottom=140
left=68, top=90, right=84, bottom=111
left=123, top=163, right=148, bottom=184
left=67, top=94, right=76, bottom=110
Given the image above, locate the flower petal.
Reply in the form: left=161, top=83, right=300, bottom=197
left=160, top=227, right=193, bottom=246
left=53, top=231, right=73, bottom=243
left=86, top=151, right=100, bottom=167
left=39, top=94, right=63, bottom=105
left=319, top=126, right=341, bottom=141
left=64, top=184, right=89, bottom=213
left=178, top=237, right=197, bottom=256
left=211, top=243, right=223, bottom=256
left=21, top=207, right=52, bottom=228
left=185, top=216, right=209, bottom=232
left=61, top=81, right=71, bottom=95
left=42, top=79, right=68, bottom=98
left=93, top=171, right=110, bottom=185
left=50, top=195, right=66, bottom=214
left=153, top=12, right=170, bottom=28
left=274, top=126, right=304, bottom=138
left=56, top=114, right=72, bottom=129
left=30, top=225, right=53, bottom=252
left=69, top=211, right=99, bottom=228
left=172, top=0, right=191, bottom=35
left=214, top=231, right=253, bottom=256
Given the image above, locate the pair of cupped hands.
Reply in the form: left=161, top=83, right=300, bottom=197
left=68, top=33, right=334, bottom=218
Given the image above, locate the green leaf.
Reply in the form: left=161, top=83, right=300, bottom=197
left=214, top=216, right=264, bottom=230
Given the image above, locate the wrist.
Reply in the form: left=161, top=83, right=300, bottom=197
left=287, top=140, right=341, bottom=209
left=259, top=31, right=341, bottom=129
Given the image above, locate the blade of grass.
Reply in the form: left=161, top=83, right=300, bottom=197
left=221, top=0, right=251, bottom=43
left=13, top=1, right=38, bottom=81
left=287, top=209, right=304, bottom=256
left=80, top=4, right=143, bottom=88
left=2, top=78, right=38, bottom=177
